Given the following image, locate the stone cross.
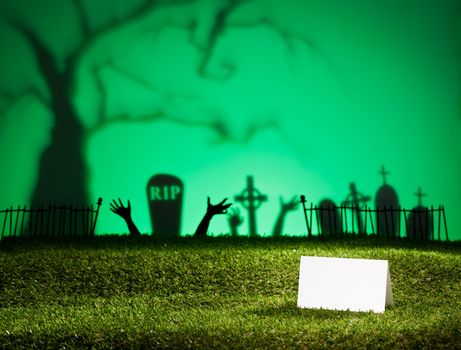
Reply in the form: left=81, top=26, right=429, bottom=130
left=379, top=165, right=390, bottom=185
left=234, top=176, right=268, bottom=237
left=414, top=187, right=426, bottom=207
left=342, top=182, right=370, bottom=235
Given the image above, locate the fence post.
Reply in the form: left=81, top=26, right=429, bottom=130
left=9, top=206, right=13, bottom=237
left=19, top=206, right=26, bottom=237
left=74, top=207, right=78, bottom=236
left=1, top=209, right=7, bottom=239
left=383, top=205, right=389, bottom=238
left=299, top=196, right=310, bottom=237
left=69, top=205, right=73, bottom=237
left=363, top=206, right=368, bottom=235
left=91, top=198, right=103, bottom=238
left=430, top=205, right=434, bottom=241
left=13, top=205, right=20, bottom=237
left=442, top=206, right=448, bottom=241
left=332, top=205, right=338, bottom=237
left=417, top=208, right=423, bottom=241
left=368, top=207, right=374, bottom=235
left=59, top=205, right=64, bottom=237
left=314, top=205, right=321, bottom=239
left=390, top=206, right=395, bottom=239
left=40, top=206, right=44, bottom=237
left=403, top=209, right=409, bottom=240
left=34, top=207, right=40, bottom=237
left=351, top=205, right=355, bottom=235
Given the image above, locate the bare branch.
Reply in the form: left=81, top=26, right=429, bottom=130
left=0, top=87, right=49, bottom=119
left=198, top=0, right=251, bottom=79
left=106, top=60, right=197, bottom=100
left=88, top=111, right=166, bottom=133
left=90, top=63, right=109, bottom=125
left=6, top=19, right=63, bottom=92
left=227, top=18, right=349, bottom=93
left=88, top=109, right=225, bottom=138
left=87, top=59, right=221, bottom=135
left=73, top=0, right=91, bottom=39
left=68, top=0, right=198, bottom=67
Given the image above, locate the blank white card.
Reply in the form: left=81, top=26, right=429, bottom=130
left=297, top=256, right=393, bottom=313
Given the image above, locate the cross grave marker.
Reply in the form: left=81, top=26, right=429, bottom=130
left=234, top=176, right=267, bottom=237
left=379, top=165, right=390, bottom=185
left=342, top=182, right=370, bottom=235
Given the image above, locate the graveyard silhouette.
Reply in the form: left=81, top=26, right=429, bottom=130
left=108, top=167, right=448, bottom=241
left=0, top=167, right=448, bottom=240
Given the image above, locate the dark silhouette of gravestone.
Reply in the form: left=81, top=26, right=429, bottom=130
left=234, top=176, right=267, bottom=237
left=318, top=199, right=343, bottom=238
left=146, top=174, right=184, bottom=236
left=375, top=166, right=400, bottom=238
left=342, top=182, right=370, bottom=235
left=407, top=187, right=433, bottom=241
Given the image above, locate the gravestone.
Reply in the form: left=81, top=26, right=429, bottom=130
left=146, top=174, right=184, bottom=236
left=318, top=199, right=342, bottom=238
left=234, top=176, right=267, bottom=237
left=375, top=166, right=400, bottom=238
left=342, top=182, right=370, bottom=235
left=407, top=188, right=432, bottom=241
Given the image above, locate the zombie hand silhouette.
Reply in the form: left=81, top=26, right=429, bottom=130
left=206, top=196, right=232, bottom=215
left=195, top=197, right=232, bottom=237
left=110, top=198, right=141, bottom=236
left=227, top=207, right=244, bottom=237
left=110, top=199, right=132, bottom=220
left=279, top=196, right=299, bottom=213
left=272, top=196, right=299, bottom=237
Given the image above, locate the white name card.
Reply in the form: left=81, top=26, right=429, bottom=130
left=297, top=256, right=393, bottom=313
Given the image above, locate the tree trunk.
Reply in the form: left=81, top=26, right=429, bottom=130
left=12, top=24, right=90, bottom=224
left=31, top=90, right=88, bottom=207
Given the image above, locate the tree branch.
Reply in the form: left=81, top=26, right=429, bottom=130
left=91, top=63, right=109, bottom=125
left=197, top=0, right=251, bottom=79
left=6, top=20, right=62, bottom=90
left=0, top=88, right=49, bottom=120
left=68, top=0, right=198, bottom=67
left=226, top=18, right=349, bottom=93
left=73, top=0, right=91, bottom=40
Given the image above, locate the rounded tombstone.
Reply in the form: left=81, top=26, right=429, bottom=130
left=318, top=199, right=342, bottom=238
left=375, top=184, right=400, bottom=238
left=146, top=174, right=184, bottom=237
left=406, top=206, right=433, bottom=241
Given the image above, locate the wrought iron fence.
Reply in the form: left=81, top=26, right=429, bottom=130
left=0, top=198, right=103, bottom=239
left=299, top=195, right=448, bottom=241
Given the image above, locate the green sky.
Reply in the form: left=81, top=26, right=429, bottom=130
left=0, top=0, right=459, bottom=239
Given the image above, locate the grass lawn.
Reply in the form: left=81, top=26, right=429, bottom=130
left=0, top=236, right=460, bottom=349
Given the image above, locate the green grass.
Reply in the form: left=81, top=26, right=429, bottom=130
left=0, top=236, right=460, bottom=349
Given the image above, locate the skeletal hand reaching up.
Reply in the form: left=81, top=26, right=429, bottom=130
left=195, top=196, right=232, bottom=237
left=206, top=196, right=232, bottom=216
left=228, top=207, right=244, bottom=237
left=279, top=196, right=299, bottom=213
left=110, top=199, right=132, bottom=220
left=272, top=196, right=300, bottom=237
left=110, top=198, right=141, bottom=236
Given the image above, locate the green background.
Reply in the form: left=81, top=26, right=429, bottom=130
left=0, top=0, right=459, bottom=238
